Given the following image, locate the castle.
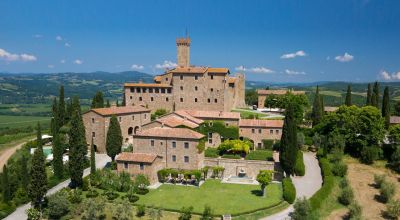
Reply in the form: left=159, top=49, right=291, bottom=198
left=124, top=37, right=246, bottom=112
left=83, top=37, right=282, bottom=184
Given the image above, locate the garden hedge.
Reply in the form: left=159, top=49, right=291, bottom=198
left=294, top=151, right=305, bottom=176
left=204, top=148, right=219, bottom=158
left=282, top=177, right=296, bottom=204
left=262, top=139, right=274, bottom=150
left=221, top=154, right=241, bottom=159
left=309, top=157, right=334, bottom=210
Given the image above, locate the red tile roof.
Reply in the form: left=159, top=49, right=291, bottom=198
left=124, top=83, right=171, bottom=88
left=174, top=111, right=204, bottom=124
left=257, top=89, right=305, bottom=95
left=116, top=152, right=157, bottom=163
left=168, top=67, right=208, bottom=74
left=156, top=115, right=200, bottom=129
left=134, top=127, right=204, bottom=139
left=239, top=119, right=284, bottom=128
left=89, top=105, right=150, bottom=116
left=208, top=67, right=229, bottom=74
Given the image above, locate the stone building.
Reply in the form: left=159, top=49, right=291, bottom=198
left=82, top=105, right=151, bottom=153
left=124, top=37, right=245, bottom=112
left=257, top=89, right=305, bottom=109
left=239, top=119, right=283, bottom=149
left=132, top=127, right=205, bottom=171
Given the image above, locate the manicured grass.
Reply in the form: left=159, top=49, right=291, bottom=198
left=137, top=180, right=283, bottom=215
left=232, top=109, right=268, bottom=119
left=245, top=150, right=273, bottom=161
left=0, top=115, right=50, bottom=129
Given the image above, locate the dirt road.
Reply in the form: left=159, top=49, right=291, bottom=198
left=0, top=138, right=34, bottom=171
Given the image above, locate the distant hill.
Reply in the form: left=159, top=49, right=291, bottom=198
left=0, top=71, right=154, bottom=104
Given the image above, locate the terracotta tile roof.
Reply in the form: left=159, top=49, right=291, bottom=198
left=124, top=83, right=172, bottom=88
left=257, top=89, right=305, bottom=95
left=208, top=68, right=230, bottom=74
left=324, top=106, right=338, bottom=112
left=239, top=119, right=284, bottom=128
left=390, top=116, right=400, bottom=124
left=184, top=110, right=240, bottom=120
left=157, top=115, right=200, bottom=129
left=89, top=105, right=150, bottom=116
left=174, top=111, right=204, bottom=124
left=134, top=127, right=204, bottom=139
left=169, top=67, right=208, bottom=74
left=116, top=152, right=157, bottom=163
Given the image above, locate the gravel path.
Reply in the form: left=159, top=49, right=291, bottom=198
left=4, top=153, right=111, bottom=220
left=0, top=138, right=35, bottom=171
left=262, top=152, right=322, bottom=220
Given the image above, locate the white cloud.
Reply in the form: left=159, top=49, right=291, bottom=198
left=56, top=36, right=63, bottom=41
left=74, top=59, right=83, bottom=65
left=64, top=42, right=71, bottom=47
left=234, top=65, right=274, bottom=74
left=155, top=60, right=177, bottom=69
left=281, top=50, right=307, bottom=59
left=380, top=70, right=400, bottom=81
left=48, top=64, right=54, bottom=69
left=60, top=59, right=66, bottom=64
left=335, top=52, right=354, bottom=62
left=285, top=69, right=306, bottom=75
left=131, top=64, right=144, bottom=70
left=33, top=34, right=42, bottom=38
left=0, top=48, right=37, bottom=62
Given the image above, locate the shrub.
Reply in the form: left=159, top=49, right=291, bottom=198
left=294, top=151, right=305, bottom=176
left=380, top=181, right=396, bottom=203
left=179, top=206, right=194, bottom=220
left=245, top=150, right=273, bottom=161
left=200, top=205, right=213, bottom=220
left=26, top=208, right=40, bottom=220
left=329, top=147, right=343, bottom=163
left=338, top=186, right=354, bottom=206
left=374, top=174, right=386, bottom=188
left=68, top=189, right=82, bottom=204
left=86, top=189, right=99, bottom=198
left=0, top=203, right=16, bottom=219
left=282, top=177, right=296, bottom=204
left=196, top=139, right=206, bottom=153
left=273, top=140, right=280, bottom=151
left=319, top=158, right=332, bottom=178
left=204, top=148, right=219, bottom=158
left=262, top=139, right=274, bottom=150
left=221, top=154, right=241, bottom=159
left=348, top=202, right=362, bottom=219
left=332, top=162, right=347, bottom=177
left=291, top=197, right=312, bottom=220
left=386, top=199, right=400, bottom=219
left=136, top=188, right=149, bottom=195
left=218, top=139, right=251, bottom=154
left=47, top=190, right=70, bottom=219
left=136, top=204, right=146, bottom=217
left=134, top=174, right=150, bottom=190
left=339, top=178, right=349, bottom=188
left=127, top=194, right=139, bottom=203
left=104, top=190, right=119, bottom=200
left=360, top=146, right=380, bottom=164
left=310, top=176, right=335, bottom=210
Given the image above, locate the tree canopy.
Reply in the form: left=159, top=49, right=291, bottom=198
left=256, top=170, right=273, bottom=197
left=311, top=86, right=324, bottom=127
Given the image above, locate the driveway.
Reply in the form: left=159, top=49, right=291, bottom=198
left=262, top=152, right=322, bottom=220
left=4, top=153, right=111, bottom=220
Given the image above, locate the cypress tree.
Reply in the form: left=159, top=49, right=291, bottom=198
left=66, top=98, right=73, bottom=122
left=20, top=155, right=29, bottom=191
left=72, top=96, right=82, bottom=115
left=345, top=85, right=352, bottom=106
left=116, top=100, right=120, bottom=107
left=279, top=102, right=298, bottom=176
left=52, top=133, right=64, bottom=179
left=90, top=137, right=96, bottom=178
left=2, top=165, right=11, bottom=203
left=366, top=83, right=372, bottom=106
left=311, top=86, right=323, bottom=127
left=382, top=86, right=390, bottom=128
left=372, top=81, right=380, bottom=108
left=106, top=99, right=111, bottom=107
left=51, top=98, right=59, bottom=134
left=28, top=123, right=47, bottom=208
left=58, top=86, right=66, bottom=128
left=91, top=91, right=104, bottom=109
left=68, top=97, right=87, bottom=188
left=106, top=115, right=123, bottom=161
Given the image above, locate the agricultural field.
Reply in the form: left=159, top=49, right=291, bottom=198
left=0, top=115, right=51, bottom=129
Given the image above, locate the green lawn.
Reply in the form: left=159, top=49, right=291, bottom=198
left=0, top=115, right=51, bottom=129
left=232, top=109, right=268, bottom=119
left=137, top=180, right=283, bottom=215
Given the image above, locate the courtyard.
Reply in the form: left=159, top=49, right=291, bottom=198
left=136, top=179, right=283, bottom=216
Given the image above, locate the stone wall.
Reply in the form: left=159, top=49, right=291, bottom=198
left=239, top=127, right=282, bottom=149
left=204, top=158, right=275, bottom=179
left=133, top=136, right=204, bottom=170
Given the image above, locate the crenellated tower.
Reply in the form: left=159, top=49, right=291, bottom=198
left=176, top=37, right=190, bottom=67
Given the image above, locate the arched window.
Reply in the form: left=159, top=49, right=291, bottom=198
left=134, top=126, right=140, bottom=134
left=128, top=127, right=133, bottom=135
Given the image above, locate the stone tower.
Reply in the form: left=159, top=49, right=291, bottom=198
left=176, top=37, right=190, bottom=67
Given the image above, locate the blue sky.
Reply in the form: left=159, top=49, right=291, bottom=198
left=0, top=0, right=399, bottom=82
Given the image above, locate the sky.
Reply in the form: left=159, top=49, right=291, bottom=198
left=0, top=0, right=400, bottom=83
